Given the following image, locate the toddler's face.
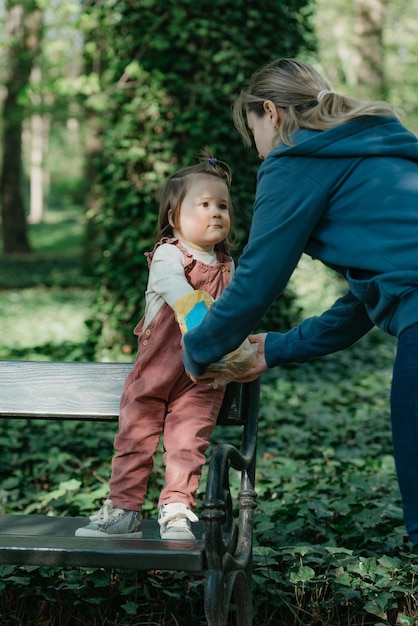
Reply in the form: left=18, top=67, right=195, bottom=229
left=171, top=176, right=231, bottom=253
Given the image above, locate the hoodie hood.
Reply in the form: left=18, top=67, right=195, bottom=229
left=270, top=116, right=418, bottom=162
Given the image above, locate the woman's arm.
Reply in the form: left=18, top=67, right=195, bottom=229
left=264, top=290, right=374, bottom=367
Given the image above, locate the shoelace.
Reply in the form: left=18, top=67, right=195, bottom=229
left=160, top=507, right=198, bottom=526
left=166, top=515, right=190, bottom=529
left=89, top=499, right=115, bottom=523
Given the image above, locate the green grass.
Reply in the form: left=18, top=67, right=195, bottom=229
left=29, top=207, right=86, bottom=256
left=0, top=287, right=93, bottom=360
left=0, top=207, right=95, bottom=361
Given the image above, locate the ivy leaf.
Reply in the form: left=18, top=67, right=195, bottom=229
left=289, top=566, right=316, bottom=583
left=121, top=602, right=139, bottom=616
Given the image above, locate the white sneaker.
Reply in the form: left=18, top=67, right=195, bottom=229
left=75, top=499, right=142, bottom=538
left=158, top=502, right=198, bottom=540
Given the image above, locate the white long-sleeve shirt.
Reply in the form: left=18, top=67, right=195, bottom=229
left=143, top=241, right=235, bottom=329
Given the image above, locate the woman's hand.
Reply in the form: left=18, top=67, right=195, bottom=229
left=235, top=333, right=269, bottom=382
left=186, top=333, right=269, bottom=385
left=187, top=370, right=217, bottom=385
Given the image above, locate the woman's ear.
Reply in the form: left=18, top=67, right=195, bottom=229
left=263, top=100, right=282, bottom=126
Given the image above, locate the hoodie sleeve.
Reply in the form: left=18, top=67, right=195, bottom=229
left=182, top=159, right=330, bottom=375
left=264, top=290, right=374, bottom=367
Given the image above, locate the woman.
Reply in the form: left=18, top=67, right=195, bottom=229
left=182, top=58, right=418, bottom=552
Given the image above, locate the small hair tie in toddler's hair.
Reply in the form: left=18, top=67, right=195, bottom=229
left=317, top=89, right=332, bottom=103
left=202, top=153, right=232, bottom=186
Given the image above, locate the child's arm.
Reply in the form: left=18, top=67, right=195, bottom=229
left=148, top=243, right=195, bottom=308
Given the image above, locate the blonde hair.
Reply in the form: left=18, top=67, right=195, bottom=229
left=233, top=58, right=402, bottom=147
left=155, top=153, right=235, bottom=254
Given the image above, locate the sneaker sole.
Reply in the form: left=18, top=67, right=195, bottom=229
left=160, top=531, right=196, bottom=541
left=75, top=529, right=143, bottom=538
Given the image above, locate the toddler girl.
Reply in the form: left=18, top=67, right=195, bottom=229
left=76, top=156, right=235, bottom=540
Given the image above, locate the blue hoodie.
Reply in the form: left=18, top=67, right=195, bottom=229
left=183, top=115, right=418, bottom=374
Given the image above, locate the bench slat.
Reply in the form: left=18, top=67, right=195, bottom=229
left=0, top=361, right=132, bottom=420
left=0, top=361, right=242, bottom=424
left=0, top=515, right=204, bottom=571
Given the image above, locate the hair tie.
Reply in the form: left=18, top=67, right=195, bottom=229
left=208, top=157, right=218, bottom=166
left=317, top=89, right=332, bottom=103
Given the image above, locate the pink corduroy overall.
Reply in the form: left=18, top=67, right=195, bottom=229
left=109, top=239, right=232, bottom=512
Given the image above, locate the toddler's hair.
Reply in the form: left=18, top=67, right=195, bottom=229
left=155, top=154, right=234, bottom=253
left=233, top=58, right=402, bottom=147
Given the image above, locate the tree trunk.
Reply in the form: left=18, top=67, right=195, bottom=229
left=353, top=0, right=387, bottom=98
left=81, top=0, right=105, bottom=271
left=1, top=2, right=43, bottom=254
left=28, top=64, right=45, bottom=225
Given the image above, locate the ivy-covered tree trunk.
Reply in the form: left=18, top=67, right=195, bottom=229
left=81, top=0, right=315, bottom=359
left=1, top=1, right=43, bottom=254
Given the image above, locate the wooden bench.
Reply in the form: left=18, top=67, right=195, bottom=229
left=0, top=360, right=260, bottom=626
